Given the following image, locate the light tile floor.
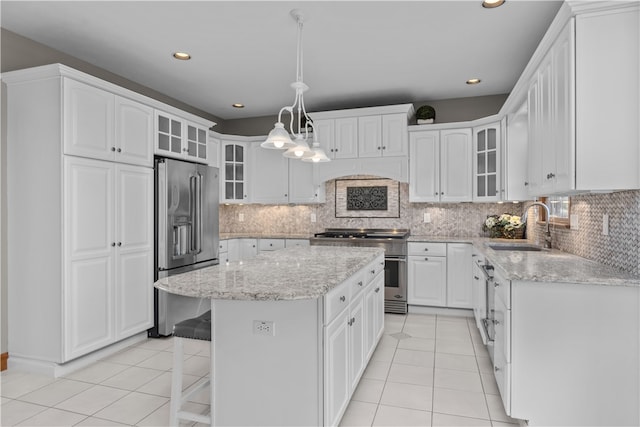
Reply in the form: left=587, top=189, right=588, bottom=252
left=0, top=313, right=521, bottom=426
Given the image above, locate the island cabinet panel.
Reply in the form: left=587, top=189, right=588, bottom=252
left=508, top=281, right=639, bottom=426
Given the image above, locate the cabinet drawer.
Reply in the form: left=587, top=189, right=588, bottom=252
left=259, top=238, right=285, bottom=251
left=285, top=239, right=310, bottom=248
left=493, top=296, right=511, bottom=363
left=324, top=279, right=351, bottom=325
left=408, top=242, right=447, bottom=256
left=351, top=269, right=369, bottom=299
left=493, top=349, right=511, bottom=416
left=364, top=256, right=385, bottom=282
left=493, top=270, right=511, bottom=309
left=219, top=240, right=228, bottom=253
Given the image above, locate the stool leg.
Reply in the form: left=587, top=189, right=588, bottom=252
left=170, top=336, right=184, bottom=427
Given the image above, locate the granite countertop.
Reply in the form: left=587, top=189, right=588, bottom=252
left=155, top=246, right=384, bottom=300
left=409, top=235, right=640, bottom=287
left=220, top=233, right=313, bottom=240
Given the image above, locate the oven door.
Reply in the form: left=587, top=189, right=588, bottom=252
left=384, top=256, right=407, bottom=302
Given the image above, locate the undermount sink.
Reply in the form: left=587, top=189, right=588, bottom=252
left=486, top=243, right=544, bottom=252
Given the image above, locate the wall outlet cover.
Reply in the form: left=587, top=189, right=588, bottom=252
left=310, top=213, right=317, bottom=223
left=570, top=214, right=579, bottom=230
left=423, top=212, right=431, bottom=223
left=602, top=213, right=609, bottom=236
left=239, top=213, right=245, bottom=222
left=253, top=320, right=275, bottom=336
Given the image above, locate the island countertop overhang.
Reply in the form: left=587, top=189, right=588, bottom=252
left=154, top=246, right=385, bottom=301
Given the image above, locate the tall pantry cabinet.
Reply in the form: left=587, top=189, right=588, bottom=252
left=4, top=64, right=156, bottom=373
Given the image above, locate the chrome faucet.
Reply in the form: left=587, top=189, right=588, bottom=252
left=522, top=202, right=552, bottom=249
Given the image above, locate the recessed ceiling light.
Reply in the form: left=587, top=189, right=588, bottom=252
left=173, top=52, right=191, bottom=60
left=482, top=0, right=505, bottom=8
left=466, top=78, right=482, bottom=85
left=232, top=103, right=245, bottom=108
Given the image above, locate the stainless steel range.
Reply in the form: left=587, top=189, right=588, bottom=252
left=310, top=228, right=409, bottom=314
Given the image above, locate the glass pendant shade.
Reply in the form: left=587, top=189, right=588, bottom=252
left=283, top=137, right=314, bottom=159
left=261, top=122, right=296, bottom=149
left=302, top=143, right=330, bottom=163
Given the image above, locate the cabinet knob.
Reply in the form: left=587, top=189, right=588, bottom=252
left=118, top=242, right=122, bottom=247
left=371, top=269, right=376, bottom=275
left=424, top=257, right=429, bottom=261
left=441, top=192, right=444, bottom=195
left=377, top=146, right=381, bottom=150
left=111, top=147, right=116, bottom=152
left=424, top=248, right=429, bottom=251
left=524, top=181, right=529, bottom=186
left=494, top=319, right=500, bottom=325
left=183, top=148, right=188, bottom=152
left=117, top=148, right=122, bottom=153
left=382, top=146, right=386, bottom=150
left=494, top=282, right=500, bottom=288
left=111, top=242, right=116, bottom=247
left=358, top=281, right=363, bottom=287
left=340, top=295, right=346, bottom=302
left=284, top=194, right=287, bottom=197
left=549, top=173, right=555, bottom=179
left=375, top=287, right=380, bottom=293
left=495, top=366, right=500, bottom=372
left=474, top=276, right=480, bottom=280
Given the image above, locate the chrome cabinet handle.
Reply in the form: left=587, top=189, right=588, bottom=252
left=111, top=147, right=116, bottom=152
left=371, top=269, right=375, bottom=275
left=375, top=287, right=380, bottom=293
left=117, top=242, right=122, bottom=247
left=117, top=148, right=121, bottom=153
left=340, top=295, right=346, bottom=302
left=474, top=276, right=480, bottom=280
left=111, top=242, right=116, bottom=247
left=495, top=366, right=500, bottom=372
left=358, top=281, right=363, bottom=287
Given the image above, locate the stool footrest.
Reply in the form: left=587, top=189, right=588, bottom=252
left=180, top=376, right=210, bottom=404
left=177, top=409, right=211, bottom=424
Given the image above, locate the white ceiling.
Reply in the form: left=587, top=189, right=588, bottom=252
left=1, top=1, right=563, bottom=121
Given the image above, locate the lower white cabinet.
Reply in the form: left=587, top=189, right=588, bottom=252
left=324, top=255, right=384, bottom=426
left=258, top=238, right=286, bottom=252
left=227, top=238, right=258, bottom=262
left=408, top=242, right=473, bottom=309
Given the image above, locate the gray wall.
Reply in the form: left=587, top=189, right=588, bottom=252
left=0, top=28, right=221, bottom=124
left=219, top=94, right=508, bottom=136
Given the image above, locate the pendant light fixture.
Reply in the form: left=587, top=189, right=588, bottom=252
left=261, top=9, right=329, bottom=162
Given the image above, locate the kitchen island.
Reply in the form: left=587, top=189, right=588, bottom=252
left=155, top=246, right=385, bottom=426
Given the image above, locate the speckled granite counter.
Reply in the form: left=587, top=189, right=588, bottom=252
left=154, top=246, right=383, bottom=300
left=409, top=235, right=640, bottom=287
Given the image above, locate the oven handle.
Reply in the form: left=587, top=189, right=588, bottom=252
left=385, top=256, right=407, bottom=262
left=480, top=264, right=494, bottom=280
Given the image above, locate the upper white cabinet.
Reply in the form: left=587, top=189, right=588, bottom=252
left=311, top=104, right=413, bottom=161
left=358, top=113, right=409, bottom=158
left=208, top=132, right=220, bottom=168
left=221, top=140, right=249, bottom=203
left=63, top=78, right=153, bottom=167
left=473, top=122, right=501, bottom=202
left=504, top=106, right=529, bottom=201
left=526, top=5, right=639, bottom=196
left=249, top=142, right=325, bottom=204
left=409, top=128, right=473, bottom=202
left=155, top=110, right=209, bottom=164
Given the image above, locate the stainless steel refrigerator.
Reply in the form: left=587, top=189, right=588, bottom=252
left=149, top=157, right=219, bottom=337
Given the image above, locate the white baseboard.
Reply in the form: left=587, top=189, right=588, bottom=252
left=8, top=332, right=148, bottom=377
left=407, top=305, right=473, bottom=317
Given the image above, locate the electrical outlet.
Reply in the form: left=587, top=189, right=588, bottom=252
left=238, top=213, right=245, bottom=222
left=253, top=320, right=275, bottom=336
left=570, top=214, right=579, bottom=230
left=602, top=214, right=609, bottom=236
left=310, top=213, right=316, bottom=223
left=423, top=213, right=431, bottom=223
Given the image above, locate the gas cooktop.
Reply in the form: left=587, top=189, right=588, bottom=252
left=312, top=228, right=410, bottom=240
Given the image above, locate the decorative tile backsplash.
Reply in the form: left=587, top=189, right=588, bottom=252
left=528, top=190, right=640, bottom=276
left=220, top=179, right=640, bottom=276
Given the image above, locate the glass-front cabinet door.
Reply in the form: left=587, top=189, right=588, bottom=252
left=473, top=123, right=501, bottom=202
left=222, top=142, right=248, bottom=203
left=156, top=111, right=183, bottom=157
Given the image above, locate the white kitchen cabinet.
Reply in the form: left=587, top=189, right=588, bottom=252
left=250, top=142, right=324, bottom=204
left=314, top=117, right=359, bottom=159
left=221, top=141, right=249, bottom=203
left=408, top=253, right=447, bottom=307
left=358, top=113, right=409, bottom=158
left=285, top=239, right=310, bottom=248
left=446, top=243, right=473, bottom=309
left=5, top=65, right=156, bottom=373
left=250, top=143, right=289, bottom=204
left=348, top=293, right=365, bottom=392
left=324, top=309, right=350, bottom=427
left=64, top=78, right=153, bottom=167
left=208, top=133, right=220, bottom=168
left=155, top=110, right=209, bottom=164
left=364, top=273, right=384, bottom=361
left=357, top=115, right=382, bottom=158
left=226, top=238, right=258, bottom=261
left=219, top=240, right=229, bottom=263
left=504, top=104, right=529, bottom=201
left=64, top=157, right=153, bottom=360
left=440, top=128, right=473, bottom=202
left=526, top=5, right=639, bottom=196
left=473, top=123, right=501, bottom=202
left=409, top=128, right=472, bottom=203
left=258, top=238, right=285, bottom=252
left=471, top=251, right=488, bottom=344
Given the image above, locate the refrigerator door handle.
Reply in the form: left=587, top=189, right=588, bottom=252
left=190, top=173, right=202, bottom=255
